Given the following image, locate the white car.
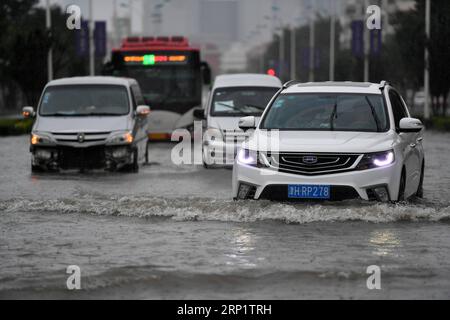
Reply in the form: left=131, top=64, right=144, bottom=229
left=194, top=74, right=282, bottom=168
left=23, top=77, right=150, bottom=172
left=232, top=81, right=425, bottom=202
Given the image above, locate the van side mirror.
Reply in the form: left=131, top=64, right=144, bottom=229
left=239, top=116, right=256, bottom=132
left=22, top=106, right=35, bottom=119
left=399, top=117, right=423, bottom=133
left=193, top=108, right=206, bottom=120
left=136, top=105, right=151, bottom=117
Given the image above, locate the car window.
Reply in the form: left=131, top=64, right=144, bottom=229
left=389, top=90, right=408, bottom=129
left=39, top=85, right=130, bottom=116
left=211, top=87, right=280, bottom=117
left=131, top=84, right=145, bottom=108
left=261, top=93, right=388, bottom=132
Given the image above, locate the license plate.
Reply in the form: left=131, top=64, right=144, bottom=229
left=288, top=185, right=331, bottom=199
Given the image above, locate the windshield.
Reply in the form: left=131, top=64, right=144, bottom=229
left=39, top=85, right=129, bottom=116
left=126, top=67, right=199, bottom=104
left=261, top=93, right=389, bottom=132
left=211, top=87, right=280, bottom=117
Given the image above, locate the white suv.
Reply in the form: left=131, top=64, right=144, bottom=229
left=232, top=81, right=425, bottom=202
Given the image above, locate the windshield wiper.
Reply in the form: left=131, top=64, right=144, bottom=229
left=244, top=104, right=264, bottom=110
left=216, top=102, right=254, bottom=115
left=365, top=96, right=382, bottom=132
left=329, top=102, right=338, bottom=131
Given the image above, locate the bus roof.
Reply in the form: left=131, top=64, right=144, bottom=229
left=113, top=36, right=199, bottom=53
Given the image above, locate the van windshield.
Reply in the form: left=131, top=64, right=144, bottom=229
left=261, top=93, right=389, bottom=132
left=39, top=85, right=130, bottom=116
left=211, top=86, right=280, bottom=117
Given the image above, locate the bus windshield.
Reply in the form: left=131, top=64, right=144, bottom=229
left=126, top=66, right=199, bottom=104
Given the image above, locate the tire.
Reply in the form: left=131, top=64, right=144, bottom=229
left=416, top=162, right=425, bottom=198
left=144, top=141, right=149, bottom=164
left=31, top=164, right=43, bottom=173
left=123, top=149, right=139, bottom=173
left=397, top=169, right=406, bottom=202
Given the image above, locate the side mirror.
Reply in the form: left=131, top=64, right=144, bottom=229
left=22, top=106, right=35, bottom=119
left=193, top=108, right=206, bottom=120
left=399, top=117, right=424, bottom=133
left=136, top=105, right=151, bottom=117
left=239, top=116, right=256, bottom=131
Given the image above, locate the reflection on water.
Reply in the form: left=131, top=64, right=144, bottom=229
left=369, top=229, right=402, bottom=257
left=225, top=228, right=259, bottom=268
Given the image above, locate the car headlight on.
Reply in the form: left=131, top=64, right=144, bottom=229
left=31, top=132, right=55, bottom=145
left=356, top=150, right=395, bottom=170
left=106, top=131, right=133, bottom=145
left=237, top=149, right=270, bottom=168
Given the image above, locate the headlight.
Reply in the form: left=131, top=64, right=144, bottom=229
left=356, top=150, right=395, bottom=170
left=237, top=149, right=270, bottom=168
left=106, top=131, right=133, bottom=145
left=204, top=128, right=223, bottom=143
left=31, top=132, right=55, bottom=145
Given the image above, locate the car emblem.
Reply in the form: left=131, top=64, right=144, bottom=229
left=303, top=156, right=318, bottom=164
left=77, top=133, right=85, bottom=143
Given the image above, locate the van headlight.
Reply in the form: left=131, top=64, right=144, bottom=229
left=237, top=149, right=270, bottom=168
left=106, top=131, right=133, bottom=145
left=31, top=132, right=55, bottom=145
left=356, top=150, right=395, bottom=170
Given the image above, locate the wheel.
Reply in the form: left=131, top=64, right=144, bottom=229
left=144, top=141, right=149, bottom=164
left=397, top=169, right=406, bottom=202
left=416, top=162, right=425, bottom=198
left=123, top=149, right=139, bottom=173
left=31, top=164, right=43, bottom=173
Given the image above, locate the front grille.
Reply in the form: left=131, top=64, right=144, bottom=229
left=267, top=152, right=362, bottom=176
left=58, top=146, right=106, bottom=169
left=223, top=130, right=248, bottom=145
left=259, top=185, right=360, bottom=201
left=52, top=132, right=111, bottom=143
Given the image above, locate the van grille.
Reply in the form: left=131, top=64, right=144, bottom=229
left=52, top=132, right=111, bottom=143
left=267, top=152, right=362, bottom=176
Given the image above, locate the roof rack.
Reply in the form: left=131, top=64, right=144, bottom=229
left=282, top=80, right=302, bottom=89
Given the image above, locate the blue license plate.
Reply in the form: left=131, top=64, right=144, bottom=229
left=288, top=185, right=331, bottom=199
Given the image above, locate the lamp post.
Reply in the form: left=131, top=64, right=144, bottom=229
left=329, top=0, right=336, bottom=81
left=46, top=0, right=53, bottom=81
left=424, top=0, right=431, bottom=120
left=89, top=0, right=95, bottom=76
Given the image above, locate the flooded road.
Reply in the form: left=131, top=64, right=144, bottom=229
left=0, top=132, right=450, bottom=299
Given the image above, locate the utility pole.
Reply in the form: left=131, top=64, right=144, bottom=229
left=46, top=0, right=53, bottom=82
left=129, top=0, right=133, bottom=36
left=363, top=0, right=370, bottom=82
left=290, top=25, right=296, bottom=80
left=424, top=0, right=431, bottom=119
left=309, top=1, right=315, bottom=82
left=329, top=0, right=336, bottom=81
left=89, top=0, right=95, bottom=76
left=279, top=25, right=284, bottom=79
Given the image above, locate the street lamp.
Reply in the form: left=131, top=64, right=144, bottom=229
left=424, top=0, right=431, bottom=120
left=46, top=0, right=53, bottom=81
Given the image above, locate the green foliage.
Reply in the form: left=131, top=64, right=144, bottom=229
left=0, top=118, right=33, bottom=136
left=431, top=116, right=450, bottom=131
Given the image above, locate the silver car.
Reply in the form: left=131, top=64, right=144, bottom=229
left=23, top=77, right=150, bottom=172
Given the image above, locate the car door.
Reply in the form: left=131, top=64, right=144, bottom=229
left=389, top=89, right=418, bottom=196
left=131, top=84, right=148, bottom=161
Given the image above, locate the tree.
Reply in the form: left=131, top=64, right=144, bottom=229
left=392, top=0, right=450, bottom=115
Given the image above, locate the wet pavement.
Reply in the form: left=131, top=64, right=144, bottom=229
left=0, top=132, right=449, bottom=299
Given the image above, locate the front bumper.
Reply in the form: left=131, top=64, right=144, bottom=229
left=232, top=159, right=402, bottom=201
left=31, top=145, right=134, bottom=171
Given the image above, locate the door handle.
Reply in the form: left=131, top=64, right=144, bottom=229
left=417, top=137, right=423, bottom=143
left=410, top=143, right=417, bottom=148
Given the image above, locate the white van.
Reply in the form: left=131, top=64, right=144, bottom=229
left=194, top=74, right=282, bottom=168
left=23, top=77, right=150, bottom=172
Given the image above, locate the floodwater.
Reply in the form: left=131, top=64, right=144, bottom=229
left=0, top=132, right=449, bottom=299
